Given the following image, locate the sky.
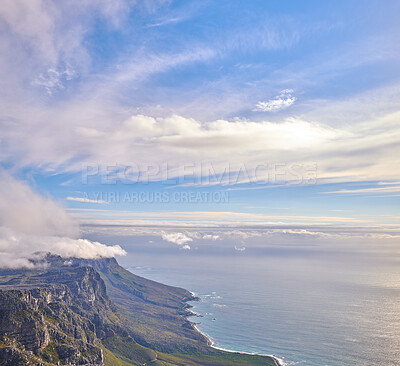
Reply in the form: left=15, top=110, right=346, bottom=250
left=1, top=0, right=400, bottom=262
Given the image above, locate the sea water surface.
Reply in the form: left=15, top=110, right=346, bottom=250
left=115, top=244, right=400, bottom=366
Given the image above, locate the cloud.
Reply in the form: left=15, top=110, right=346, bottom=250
left=32, top=67, right=76, bottom=95
left=276, top=229, right=331, bottom=237
left=202, top=234, right=220, bottom=240
left=0, top=0, right=88, bottom=95
left=1, top=1, right=400, bottom=190
left=67, top=209, right=368, bottom=226
left=111, top=47, right=216, bottom=84
left=66, top=197, right=109, bottom=204
left=147, top=16, right=187, bottom=28
left=0, top=227, right=126, bottom=268
left=254, top=89, right=297, bottom=112
left=161, top=232, right=192, bottom=249
left=2, top=88, right=400, bottom=188
left=322, top=183, right=400, bottom=196
left=0, top=171, right=126, bottom=268
left=2, top=113, right=340, bottom=183
left=0, top=170, right=78, bottom=237
left=0, top=0, right=174, bottom=99
left=75, top=223, right=400, bottom=259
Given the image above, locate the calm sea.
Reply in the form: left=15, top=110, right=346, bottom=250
left=116, top=244, right=400, bottom=366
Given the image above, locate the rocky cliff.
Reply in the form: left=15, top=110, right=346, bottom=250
left=0, top=266, right=116, bottom=366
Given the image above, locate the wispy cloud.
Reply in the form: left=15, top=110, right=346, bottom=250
left=254, top=89, right=297, bottom=112
left=67, top=209, right=370, bottom=225
left=32, top=67, right=76, bottom=95
left=66, top=197, right=109, bottom=204
left=112, top=47, right=216, bottom=84
left=322, top=183, right=400, bottom=195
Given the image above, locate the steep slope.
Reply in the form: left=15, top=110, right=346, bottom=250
left=0, top=265, right=158, bottom=366
left=76, top=257, right=208, bottom=353
left=0, top=284, right=103, bottom=365
left=73, top=257, right=278, bottom=366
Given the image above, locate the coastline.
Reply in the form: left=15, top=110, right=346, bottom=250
left=192, top=324, right=284, bottom=366
left=187, top=292, right=285, bottom=366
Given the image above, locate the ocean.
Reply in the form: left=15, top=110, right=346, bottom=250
left=116, top=243, right=400, bottom=366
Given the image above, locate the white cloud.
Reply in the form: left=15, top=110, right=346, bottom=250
left=322, top=184, right=400, bottom=196
left=66, top=197, right=109, bottom=204
left=254, top=89, right=297, bottom=112
left=7, top=113, right=339, bottom=183
left=1, top=85, right=399, bottom=188
left=202, top=234, right=220, bottom=240
left=75, top=224, right=400, bottom=259
left=0, top=171, right=126, bottom=268
left=0, top=170, right=77, bottom=237
left=161, top=232, right=193, bottom=249
left=0, top=0, right=173, bottom=98
left=32, top=67, right=76, bottom=95
left=0, top=227, right=126, bottom=268
left=0, top=0, right=88, bottom=95
left=68, top=209, right=368, bottom=226
left=276, top=229, right=331, bottom=237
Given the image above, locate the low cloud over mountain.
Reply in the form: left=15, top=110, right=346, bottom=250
left=0, top=170, right=125, bottom=268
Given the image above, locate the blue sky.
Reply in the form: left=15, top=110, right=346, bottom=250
left=1, top=0, right=400, bottom=232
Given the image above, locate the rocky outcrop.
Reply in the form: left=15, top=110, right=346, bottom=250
left=0, top=266, right=113, bottom=365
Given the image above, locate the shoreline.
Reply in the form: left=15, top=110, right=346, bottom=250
left=191, top=315, right=285, bottom=366
left=187, top=291, right=285, bottom=365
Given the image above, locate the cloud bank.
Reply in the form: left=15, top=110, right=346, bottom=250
left=3, top=105, right=400, bottom=185
left=0, top=227, right=126, bottom=268
left=0, top=171, right=126, bottom=268
left=80, top=223, right=400, bottom=258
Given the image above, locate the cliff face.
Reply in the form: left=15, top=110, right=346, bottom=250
left=76, top=257, right=209, bottom=353
left=0, top=267, right=111, bottom=366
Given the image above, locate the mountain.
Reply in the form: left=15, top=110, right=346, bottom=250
left=0, top=255, right=278, bottom=366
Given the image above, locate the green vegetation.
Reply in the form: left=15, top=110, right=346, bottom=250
left=41, top=343, right=60, bottom=363
left=103, top=346, right=137, bottom=366
left=102, top=334, right=157, bottom=364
